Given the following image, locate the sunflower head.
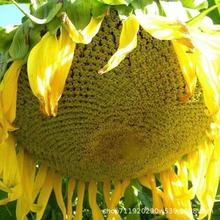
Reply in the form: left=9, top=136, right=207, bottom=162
left=0, top=0, right=220, bottom=220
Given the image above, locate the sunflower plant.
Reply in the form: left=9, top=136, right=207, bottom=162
left=0, top=0, right=220, bottom=219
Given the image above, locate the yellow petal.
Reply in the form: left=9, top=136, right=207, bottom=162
left=103, top=181, right=111, bottom=208
left=27, top=32, right=59, bottom=116
left=0, top=136, right=22, bottom=206
left=75, top=181, right=85, bottom=220
left=121, top=179, right=130, bottom=195
left=22, top=153, right=36, bottom=202
left=149, top=176, right=164, bottom=211
left=36, top=170, right=54, bottom=220
left=197, top=138, right=220, bottom=219
left=62, top=14, right=104, bottom=44
left=16, top=198, right=29, bottom=220
left=160, top=170, right=175, bottom=218
left=188, top=143, right=213, bottom=195
left=172, top=41, right=197, bottom=101
left=32, top=164, right=48, bottom=201
left=81, top=17, right=104, bottom=43
left=139, top=175, right=151, bottom=189
left=0, top=60, right=23, bottom=142
left=16, top=152, right=36, bottom=220
left=49, top=28, right=75, bottom=116
left=99, top=14, right=139, bottom=74
left=53, top=174, right=66, bottom=220
left=195, top=52, right=220, bottom=116
left=0, top=135, right=20, bottom=188
left=1, top=60, right=23, bottom=121
left=28, top=30, right=75, bottom=116
left=135, top=10, right=189, bottom=40
left=159, top=1, right=188, bottom=21
left=88, top=181, right=104, bottom=220
left=67, top=178, right=75, bottom=220
left=199, top=160, right=220, bottom=219
left=107, top=182, right=123, bottom=220
left=191, top=31, right=220, bottom=59
left=139, top=174, right=164, bottom=212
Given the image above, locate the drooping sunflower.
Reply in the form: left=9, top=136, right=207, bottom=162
left=1, top=0, right=220, bottom=219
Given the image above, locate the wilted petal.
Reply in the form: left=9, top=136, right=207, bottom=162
left=49, top=28, right=75, bottom=116
left=172, top=41, right=197, bottom=101
left=135, top=9, right=189, bottom=40
left=28, top=32, right=59, bottom=116
left=99, top=14, right=139, bottom=74
left=190, top=30, right=220, bottom=59
left=62, top=14, right=104, bottom=44
left=0, top=60, right=23, bottom=142
left=195, top=52, right=220, bottom=116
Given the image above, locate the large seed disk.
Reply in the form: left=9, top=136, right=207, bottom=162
left=15, top=12, right=210, bottom=182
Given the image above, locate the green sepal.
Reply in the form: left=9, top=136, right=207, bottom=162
left=47, top=16, right=61, bottom=35
left=9, top=21, right=30, bottom=60
left=28, top=24, right=42, bottom=50
left=0, top=26, right=17, bottom=52
left=0, top=51, right=11, bottom=81
left=114, top=4, right=133, bottom=17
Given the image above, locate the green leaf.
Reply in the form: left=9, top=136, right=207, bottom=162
left=0, top=192, right=17, bottom=220
left=211, top=201, right=220, bottom=220
left=182, top=0, right=208, bottom=10
left=127, top=211, right=140, bottom=220
left=137, top=186, right=152, bottom=208
left=208, top=0, right=220, bottom=24
left=131, top=0, right=154, bottom=10
left=151, top=216, right=168, bottom=220
left=32, top=0, right=58, bottom=19
left=97, top=0, right=133, bottom=5
left=124, top=190, right=141, bottom=220
left=124, top=185, right=139, bottom=208
left=91, top=0, right=109, bottom=17
left=0, top=204, right=17, bottom=220
left=215, top=0, right=220, bottom=13
left=12, top=0, right=62, bottom=24
left=9, top=20, right=30, bottom=59
left=114, top=4, right=133, bottom=17
left=64, top=0, right=108, bottom=26
left=64, top=0, right=93, bottom=30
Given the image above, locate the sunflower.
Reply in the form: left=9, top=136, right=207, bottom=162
left=0, top=0, right=220, bottom=219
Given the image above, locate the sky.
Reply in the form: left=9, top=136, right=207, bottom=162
left=0, top=4, right=28, bottom=27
